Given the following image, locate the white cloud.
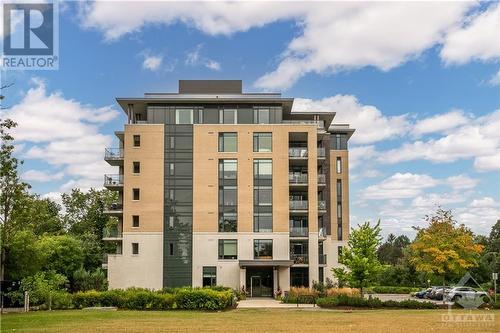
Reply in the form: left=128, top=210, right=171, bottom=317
left=348, top=145, right=377, bottom=170
left=361, top=173, right=439, bottom=200
left=1, top=79, right=119, bottom=192
left=185, top=44, right=221, bottom=71
left=412, top=110, right=469, bottom=137
left=22, top=169, right=64, bottom=182
left=445, top=174, right=479, bottom=190
left=142, top=54, right=163, bottom=71
left=470, top=197, right=499, bottom=208
left=79, top=1, right=478, bottom=90
left=411, top=192, right=467, bottom=208
left=488, top=69, right=500, bottom=86
left=293, top=95, right=409, bottom=144
left=441, top=3, right=500, bottom=65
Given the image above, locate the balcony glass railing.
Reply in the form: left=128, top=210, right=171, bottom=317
left=291, top=254, right=309, bottom=265
left=317, top=147, right=326, bottom=157
left=289, top=148, right=308, bottom=158
left=104, top=148, right=123, bottom=160
left=282, top=120, right=325, bottom=129
left=290, top=200, right=308, bottom=210
left=289, top=173, right=308, bottom=184
left=104, top=174, right=123, bottom=186
left=317, top=174, right=326, bottom=184
left=106, top=202, right=123, bottom=211
left=319, top=254, right=327, bottom=265
left=289, top=226, right=309, bottom=237
left=318, top=200, right=327, bottom=210
left=103, top=227, right=122, bottom=239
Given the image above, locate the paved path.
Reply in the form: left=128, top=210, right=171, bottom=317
left=237, top=298, right=316, bottom=308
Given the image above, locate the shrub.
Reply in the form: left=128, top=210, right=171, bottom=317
left=72, top=268, right=108, bottom=292
left=175, top=288, right=234, bottom=310
left=326, top=287, right=360, bottom=297
left=365, top=286, right=420, bottom=294
left=20, top=271, right=68, bottom=307
left=283, top=287, right=318, bottom=304
left=316, top=295, right=437, bottom=309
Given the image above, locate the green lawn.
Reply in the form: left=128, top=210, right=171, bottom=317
left=2, top=308, right=499, bottom=333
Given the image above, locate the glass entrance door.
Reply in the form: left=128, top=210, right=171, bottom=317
left=246, top=267, right=273, bottom=297
left=250, top=276, right=262, bottom=297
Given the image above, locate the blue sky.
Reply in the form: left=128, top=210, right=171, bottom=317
left=1, top=1, right=499, bottom=237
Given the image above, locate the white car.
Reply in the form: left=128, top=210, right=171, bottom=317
left=444, top=287, right=487, bottom=302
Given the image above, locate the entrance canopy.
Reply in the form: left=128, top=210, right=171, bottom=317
left=239, top=260, right=294, bottom=268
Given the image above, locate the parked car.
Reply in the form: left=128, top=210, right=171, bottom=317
left=444, top=287, right=488, bottom=302
left=415, top=288, right=432, bottom=299
left=428, top=286, right=451, bottom=300
left=433, top=287, right=452, bottom=300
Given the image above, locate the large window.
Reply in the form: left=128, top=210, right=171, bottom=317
left=218, top=239, right=238, bottom=259
left=253, top=159, right=272, bottom=182
left=254, top=187, right=272, bottom=206
left=336, top=157, right=342, bottom=174
left=254, top=159, right=272, bottom=232
left=253, top=108, right=270, bottom=124
left=202, top=267, right=217, bottom=287
left=219, top=160, right=237, bottom=232
left=332, top=133, right=348, bottom=150
left=218, top=133, right=237, bottom=152
left=253, top=214, right=272, bottom=233
left=175, top=108, right=194, bottom=124
left=253, top=133, right=272, bottom=152
left=254, top=239, right=272, bottom=259
left=219, top=109, right=237, bottom=124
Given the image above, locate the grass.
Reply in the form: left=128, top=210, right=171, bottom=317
left=2, top=308, right=499, bottom=333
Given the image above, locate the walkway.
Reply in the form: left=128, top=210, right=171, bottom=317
left=237, top=298, right=316, bottom=308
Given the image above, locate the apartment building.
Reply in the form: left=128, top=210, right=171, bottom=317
left=103, top=80, right=354, bottom=297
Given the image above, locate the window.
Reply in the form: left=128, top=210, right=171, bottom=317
left=332, top=133, right=347, bottom=150
left=338, top=246, right=343, bottom=262
left=254, top=108, right=270, bottom=124
left=219, top=160, right=238, bottom=232
left=338, top=226, right=343, bottom=241
left=198, top=109, right=204, bottom=124
left=133, top=135, right=141, bottom=147
left=219, top=109, right=237, bottom=124
left=169, top=243, right=174, bottom=256
left=169, top=216, right=174, bottom=229
left=337, top=202, right=342, bottom=218
left=254, top=239, right=272, bottom=259
left=254, top=187, right=272, bottom=206
left=133, top=188, right=140, bottom=200
left=170, top=137, right=175, bottom=149
left=218, top=133, right=237, bottom=152
left=202, top=267, right=217, bottom=287
left=253, top=214, right=272, bottom=232
left=219, top=212, right=237, bottom=232
left=253, top=159, right=272, bottom=180
left=132, top=243, right=139, bottom=255
left=336, top=157, right=342, bottom=173
left=319, top=267, right=324, bottom=283
left=132, top=215, right=140, bottom=228
left=218, top=239, right=237, bottom=259
left=219, top=160, right=237, bottom=180
left=219, top=186, right=237, bottom=207
left=175, top=108, right=193, bottom=124
left=133, top=161, right=140, bottom=174
left=253, top=132, right=272, bottom=152
left=336, top=179, right=342, bottom=198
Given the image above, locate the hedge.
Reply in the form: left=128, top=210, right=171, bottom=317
left=317, top=295, right=437, bottom=309
left=365, top=286, right=420, bottom=294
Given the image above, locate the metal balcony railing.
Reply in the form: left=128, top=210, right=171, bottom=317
left=317, top=174, right=326, bottom=184
left=289, top=148, right=308, bottom=158
left=290, top=200, right=308, bottom=210
left=291, top=254, right=309, bottom=265
left=318, top=200, right=327, bottom=210
left=289, top=226, right=309, bottom=237
left=104, top=148, right=123, bottom=160
left=107, top=202, right=123, bottom=211
left=319, top=254, right=327, bottom=265
left=317, top=147, right=326, bottom=158
left=104, top=174, right=123, bottom=187
left=289, top=173, right=308, bottom=184
left=282, top=120, right=325, bottom=129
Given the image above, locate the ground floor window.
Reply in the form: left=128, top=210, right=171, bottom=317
left=290, top=267, right=309, bottom=287
left=254, top=239, right=273, bottom=259
left=319, top=267, right=324, bottom=284
left=202, top=266, right=217, bottom=287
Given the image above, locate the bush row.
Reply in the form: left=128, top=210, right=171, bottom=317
left=316, top=295, right=437, bottom=309
left=282, top=287, right=360, bottom=303
left=365, top=286, right=420, bottom=294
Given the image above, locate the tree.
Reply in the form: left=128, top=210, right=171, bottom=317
left=0, top=119, right=30, bottom=282
left=409, top=208, right=483, bottom=300
left=36, top=235, right=85, bottom=279
left=332, top=220, right=383, bottom=295
left=487, top=220, right=500, bottom=254
left=377, top=233, right=411, bottom=265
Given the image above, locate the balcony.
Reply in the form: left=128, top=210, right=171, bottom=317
left=317, top=174, right=326, bottom=185
left=289, top=226, right=309, bottom=237
left=318, top=200, right=327, bottom=213
left=104, top=174, right=123, bottom=190
left=282, top=120, right=325, bottom=130
left=291, top=254, right=309, bottom=265
left=319, top=254, right=327, bottom=265
left=289, top=173, right=308, bottom=186
left=103, top=202, right=123, bottom=216
left=103, top=227, right=123, bottom=241
left=104, top=148, right=124, bottom=166
left=289, top=148, right=308, bottom=159
left=290, top=200, right=308, bottom=212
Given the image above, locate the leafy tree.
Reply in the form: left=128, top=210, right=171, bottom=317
left=4, top=230, right=42, bottom=280
left=19, top=271, right=68, bottom=307
left=36, top=235, right=85, bottom=278
left=333, top=221, right=383, bottom=295
left=487, top=220, right=500, bottom=254
left=409, top=208, right=483, bottom=290
left=0, top=119, right=30, bottom=282
left=377, top=233, right=411, bottom=265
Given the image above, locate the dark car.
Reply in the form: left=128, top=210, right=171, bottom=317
left=415, top=288, right=431, bottom=299
left=428, top=286, right=451, bottom=300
